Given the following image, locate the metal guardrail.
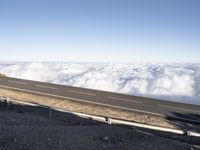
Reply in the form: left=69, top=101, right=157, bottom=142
left=0, top=96, right=200, bottom=138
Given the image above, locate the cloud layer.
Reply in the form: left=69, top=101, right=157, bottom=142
left=0, top=62, right=199, bottom=105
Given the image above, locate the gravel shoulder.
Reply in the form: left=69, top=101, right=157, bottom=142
left=2, top=87, right=200, bottom=132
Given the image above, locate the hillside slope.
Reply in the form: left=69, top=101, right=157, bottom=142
left=0, top=73, right=6, bottom=77
left=0, top=102, right=198, bottom=150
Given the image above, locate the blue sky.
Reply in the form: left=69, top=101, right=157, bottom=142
left=0, top=0, right=200, bottom=62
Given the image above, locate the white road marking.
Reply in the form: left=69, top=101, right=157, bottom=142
left=108, top=96, right=142, bottom=104
left=34, top=84, right=58, bottom=90
left=158, top=105, right=200, bottom=113
left=8, top=80, right=27, bottom=85
left=0, top=84, right=164, bottom=117
left=68, top=90, right=96, bottom=96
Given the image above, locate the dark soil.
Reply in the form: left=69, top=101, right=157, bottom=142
left=0, top=102, right=199, bottom=150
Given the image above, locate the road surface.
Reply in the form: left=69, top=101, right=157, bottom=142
left=0, top=76, right=200, bottom=124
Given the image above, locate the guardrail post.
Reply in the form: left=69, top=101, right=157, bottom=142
left=6, top=97, right=11, bottom=110
left=186, top=131, right=191, bottom=144
left=48, top=107, right=52, bottom=119
left=105, top=117, right=112, bottom=124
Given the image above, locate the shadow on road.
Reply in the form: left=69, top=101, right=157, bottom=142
left=166, top=112, right=200, bottom=131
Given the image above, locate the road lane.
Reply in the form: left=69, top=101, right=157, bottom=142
left=8, top=80, right=27, bottom=85
left=108, top=96, right=142, bottom=104
left=67, top=89, right=96, bottom=96
left=0, top=76, right=200, bottom=124
left=34, top=84, right=58, bottom=90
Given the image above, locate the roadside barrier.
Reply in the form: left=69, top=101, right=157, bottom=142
left=0, top=96, right=200, bottom=138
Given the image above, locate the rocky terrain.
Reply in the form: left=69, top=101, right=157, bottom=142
left=0, top=101, right=199, bottom=150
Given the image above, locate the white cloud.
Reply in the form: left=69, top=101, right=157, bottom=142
left=0, top=62, right=199, bottom=105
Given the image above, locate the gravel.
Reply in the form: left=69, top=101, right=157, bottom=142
left=0, top=102, right=198, bottom=150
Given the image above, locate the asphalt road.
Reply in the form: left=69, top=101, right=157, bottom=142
left=0, top=76, right=200, bottom=124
